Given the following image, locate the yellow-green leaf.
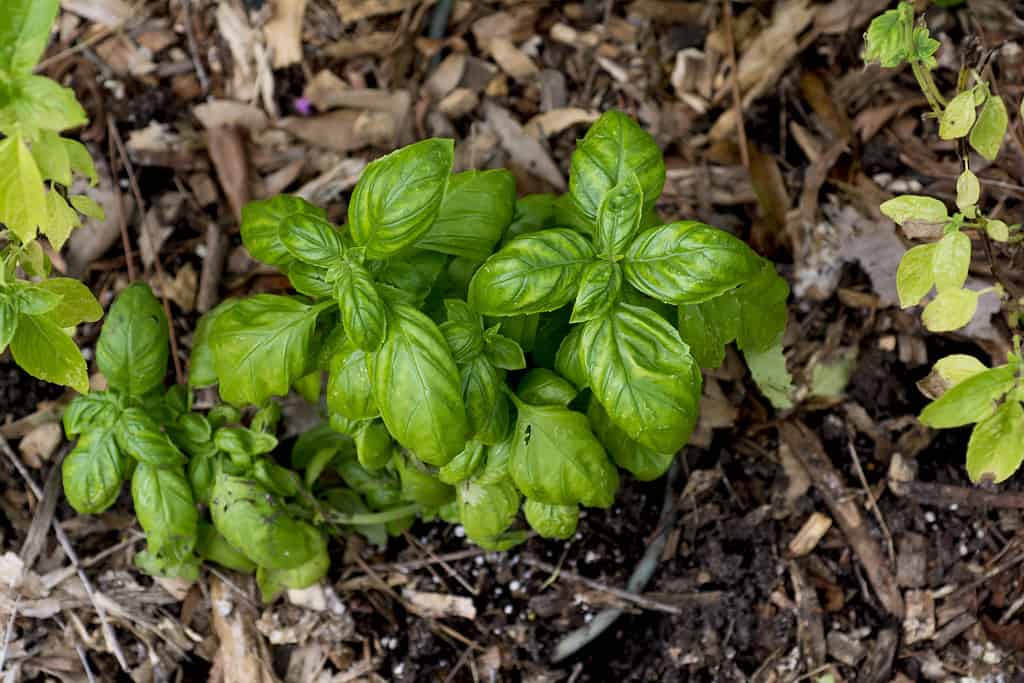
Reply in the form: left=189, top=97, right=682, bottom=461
left=921, top=288, right=980, bottom=332
left=880, top=195, right=948, bottom=226
left=44, top=190, right=80, bottom=250
left=31, top=130, right=71, bottom=186
left=931, top=231, right=971, bottom=292
left=969, top=94, right=1008, bottom=161
left=966, top=401, right=1024, bottom=484
left=10, top=313, right=88, bottom=392
left=986, top=219, right=1009, bottom=242
left=0, top=135, right=47, bottom=241
left=896, top=243, right=936, bottom=308
left=939, top=90, right=977, bottom=140
left=955, top=169, right=979, bottom=217
left=69, top=194, right=104, bottom=221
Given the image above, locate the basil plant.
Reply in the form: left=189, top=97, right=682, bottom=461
left=189, top=110, right=788, bottom=551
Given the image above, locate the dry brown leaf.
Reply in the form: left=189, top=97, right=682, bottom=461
left=303, top=88, right=406, bottom=112
left=138, top=207, right=173, bottom=271
left=206, top=127, right=250, bottom=222
left=324, top=32, right=396, bottom=59
left=19, top=423, right=62, bottom=469
left=61, top=0, right=131, bottom=26
left=487, top=38, right=538, bottom=80
left=438, top=88, right=478, bottom=119
left=335, top=0, right=415, bottom=24
left=216, top=3, right=261, bottom=103
left=814, top=0, right=890, bottom=34
left=154, top=263, right=198, bottom=313
left=523, top=108, right=599, bottom=139
left=788, top=512, right=833, bottom=557
left=194, top=101, right=269, bottom=132
left=265, top=0, right=307, bottom=68
left=210, top=577, right=280, bottom=683
left=426, top=53, right=467, bottom=99
left=484, top=101, right=565, bottom=191
left=472, top=8, right=538, bottom=45
left=303, top=70, right=349, bottom=110
left=403, top=589, right=477, bottom=620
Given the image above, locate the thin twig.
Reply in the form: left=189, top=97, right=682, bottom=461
left=722, top=0, right=750, bottom=169
left=847, top=437, right=895, bottom=565
left=107, top=122, right=185, bottom=384
left=106, top=119, right=138, bottom=283
left=182, top=0, right=210, bottom=94
left=402, top=532, right=478, bottom=596
left=365, top=548, right=487, bottom=573
left=0, top=435, right=129, bottom=671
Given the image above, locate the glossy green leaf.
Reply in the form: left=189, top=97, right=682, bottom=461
left=896, top=243, right=937, bottom=308
left=580, top=303, right=701, bottom=453
left=932, top=231, right=971, bottom=292
left=241, top=195, right=326, bottom=267
left=587, top=397, right=675, bottom=481
left=461, top=355, right=511, bottom=444
left=0, top=134, right=47, bottom=242
left=623, top=221, right=761, bottom=304
left=571, top=260, right=621, bottom=323
left=494, top=314, right=539, bottom=352
left=36, top=278, right=102, bottom=327
left=377, top=249, right=447, bottom=304
left=966, top=401, right=1024, bottom=484
left=256, top=528, right=329, bottom=601
left=131, top=463, right=197, bottom=561
left=504, top=193, right=557, bottom=244
left=921, top=287, right=979, bottom=332
left=396, top=454, right=454, bottom=507
left=327, top=342, right=378, bottom=421
left=880, top=195, right=949, bottom=226
left=417, top=169, right=516, bottom=260
left=969, top=94, right=1008, bottom=160
left=334, top=260, right=387, bottom=351
left=196, top=521, right=256, bottom=573
left=96, top=283, right=169, bottom=397
left=214, top=427, right=278, bottom=458
left=211, top=474, right=321, bottom=570
left=523, top=499, right=578, bottom=539
left=63, top=392, right=121, bottom=436
left=0, top=0, right=60, bottom=74
left=862, top=2, right=913, bottom=67
left=468, top=229, right=595, bottom=316
left=939, top=90, right=977, bottom=140
left=114, top=408, right=186, bottom=467
left=743, top=341, right=795, bottom=410
left=0, top=296, right=17, bottom=353
left=62, top=426, right=124, bottom=514
left=188, top=298, right=240, bottom=388
left=594, top=173, right=643, bottom=257
left=483, top=330, right=526, bottom=371
left=911, top=25, right=940, bottom=68
left=677, top=292, right=739, bottom=369
left=354, top=421, right=393, bottom=471
left=458, top=478, right=519, bottom=546
left=932, top=354, right=987, bottom=388
left=370, top=303, right=468, bottom=466
left=439, top=440, right=486, bottom=485
left=10, top=313, right=88, bottom=392
left=279, top=213, right=344, bottom=267
left=133, top=550, right=200, bottom=583
left=291, top=422, right=353, bottom=471
left=13, top=284, right=59, bottom=315
left=919, top=365, right=1016, bottom=428
left=441, top=319, right=484, bottom=364
left=508, top=397, right=618, bottom=507
left=209, top=295, right=322, bottom=406
left=348, top=138, right=454, bottom=258
left=569, top=110, right=665, bottom=221
left=517, top=368, right=577, bottom=407
left=554, top=325, right=588, bottom=389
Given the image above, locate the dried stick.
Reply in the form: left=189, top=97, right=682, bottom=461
left=780, top=421, right=904, bottom=618
left=722, top=0, right=749, bottom=169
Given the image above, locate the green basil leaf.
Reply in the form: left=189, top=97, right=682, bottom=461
left=587, top=397, right=675, bottom=481
left=214, top=427, right=278, bottom=458
left=211, top=474, right=320, bottom=570
left=523, top=499, right=578, bottom=539
left=32, top=129, right=71, bottom=186
left=461, top=355, right=511, bottom=444
left=969, top=94, right=1008, bottom=160
left=335, top=459, right=403, bottom=510
left=64, top=392, right=122, bottom=436
left=292, top=423, right=353, bottom=471
left=932, top=231, right=971, bottom=292
left=494, top=314, right=539, bottom=352
left=896, top=243, right=937, bottom=308
left=966, top=400, right=1024, bottom=484
left=931, top=354, right=988, bottom=389
left=744, top=341, right=796, bottom=409
left=476, top=438, right=512, bottom=486
left=349, top=138, right=454, bottom=259
left=207, top=404, right=241, bottom=430
left=0, top=296, right=18, bottom=353
left=508, top=397, right=618, bottom=507
left=919, top=365, right=1016, bottom=428
left=468, top=228, right=595, bottom=316
left=196, top=520, right=255, bottom=574
left=64, top=139, right=97, bottom=186
left=623, top=221, right=761, bottom=304
left=355, top=420, right=393, bottom=471
left=0, top=135, right=47, bottom=242
left=288, top=262, right=333, bottom=298
left=458, top=478, right=519, bottom=545
left=44, top=188, right=81, bottom=250
left=209, top=294, right=322, bottom=406
left=370, top=303, right=468, bottom=466
left=439, top=440, right=486, bottom=485
left=911, top=25, right=940, bottom=68
left=321, top=488, right=388, bottom=546
left=131, top=463, right=197, bottom=561
left=880, top=195, right=949, bottom=226
left=35, top=278, right=102, bottom=327
left=554, top=325, right=588, bottom=389
left=133, top=550, right=201, bottom=583
left=377, top=249, right=447, bottom=304
left=580, top=303, right=701, bottom=453
left=256, top=528, right=330, bottom=601
left=241, top=195, right=326, bottom=267
left=862, top=2, right=913, bottom=67
left=279, top=213, right=345, bottom=267
left=553, top=193, right=595, bottom=235
left=292, top=371, right=321, bottom=404
left=12, top=284, right=59, bottom=316
left=417, top=169, right=516, bottom=260
left=188, top=299, right=239, bottom=388
left=571, top=260, right=622, bottom=323
left=11, top=312, right=88, bottom=393
left=187, top=450, right=217, bottom=505
left=569, top=110, right=665, bottom=221
left=335, top=261, right=387, bottom=351
left=734, top=263, right=789, bottom=353
left=595, top=173, right=643, bottom=257
left=114, top=408, right=186, bottom=467
left=69, top=193, right=103, bottom=219
left=2, top=76, right=88, bottom=133
left=0, top=0, right=60, bottom=74
left=62, top=425, right=125, bottom=514
left=677, top=293, right=740, bottom=369
left=517, top=368, right=577, bottom=407
left=96, top=283, right=168, bottom=397
left=483, top=333, right=526, bottom=371
left=921, top=287, right=980, bottom=332
left=504, top=193, right=558, bottom=244
left=396, top=454, right=455, bottom=507
left=441, top=319, right=484, bottom=364
left=327, top=342, right=378, bottom=421
left=939, top=90, right=977, bottom=140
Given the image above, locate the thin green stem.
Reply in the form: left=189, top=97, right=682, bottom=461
left=327, top=503, right=422, bottom=526
left=911, top=61, right=945, bottom=115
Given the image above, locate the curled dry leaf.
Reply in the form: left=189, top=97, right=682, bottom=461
left=523, top=108, right=600, bottom=139
left=264, top=0, right=307, bottom=68
left=194, top=101, right=269, bottom=132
